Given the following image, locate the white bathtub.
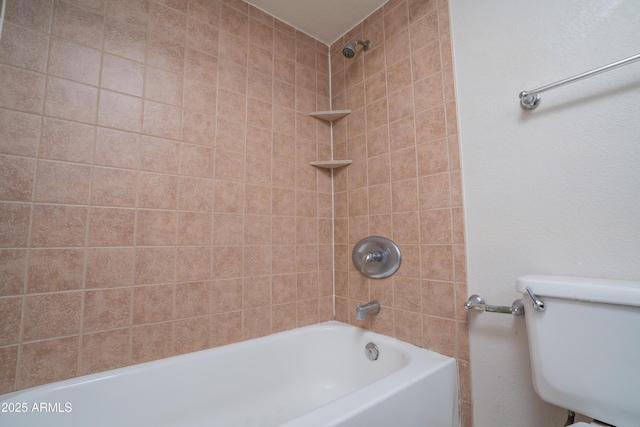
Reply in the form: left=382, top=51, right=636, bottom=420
left=0, top=321, right=459, bottom=427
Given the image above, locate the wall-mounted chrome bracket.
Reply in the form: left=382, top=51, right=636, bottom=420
left=464, top=294, right=525, bottom=317
left=519, top=91, right=541, bottom=110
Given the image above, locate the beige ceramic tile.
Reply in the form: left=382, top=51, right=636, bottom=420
left=98, top=89, right=142, bottom=132
left=83, top=288, right=132, bottom=332
left=243, top=245, right=270, bottom=277
left=34, top=160, right=90, bottom=204
left=178, top=176, right=214, bottom=211
left=175, top=282, right=210, bottom=319
left=80, top=329, right=130, bottom=375
left=177, top=211, right=211, bottom=246
left=86, top=247, right=135, bottom=289
left=0, top=155, right=35, bottom=201
left=210, top=311, right=242, bottom=347
left=131, top=322, right=173, bottom=364
left=145, top=66, right=183, bottom=106
left=188, top=17, right=219, bottom=57
left=211, top=246, right=243, bottom=279
left=140, top=136, right=180, bottom=174
left=0, top=110, right=41, bottom=157
left=0, top=297, right=22, bottom=346
left=40, top=118, right=95, bottom=163
left=48, top=38, right=101, bottom=86
left=176, top=246, right=211, bottom=282
left=243, top=278, right=271, bottom=309
left=185, top=48, right=217, bottom=86
left=0, top=22, right=49, bottom=72
left=0, top=65, right=46, bottom=114
left=94, top=128, right=140, bottom=169
left=182, top=111, right=216, bottom=146
left=51, top=0, right=104, bottom=49
left=142, top=101, right=182, bottom=140
left=135, top=247, right=175, bottom=285
left=138, top=211, right=172, bottom=251
left=87, top=207, right=135, bottom=246
left=211, top=278, right=242, bottom=314
left=243, top=214, right=271, bottom=245
left=31, top=204, right=87, bottom=247
left=174, top=316, right=210, bottom=354
left=181, top=143, right=214, bottom=178
left=0, top=346, right=18, bottom=393
left=148, top=2, right=186, bottom=44
left=215, top=117, right=245, bottom=151
left=419, top=172, right=451, bottom=209
left=243, top=306, right=272, bottom=339
left=138, top=172, right=178, bottom=209
left=91, top=167, right=138, bottom=207
left=133, top=284, right=174, bottom=325
left=5, top=0, right=54, bottom=33
left=421, top=244, right=454, bottom=281
left=423, top=315, right=457, bottom=357
left=19, top=337, right=79, bottom=389
left=105, top=0, right=148, bottom=27
left=101, top=54, right=145, bottom=96
left=220, top=4, right=248, bottom=39
left=0, top=250, right=27, bottom=296
left=188, top=0, right=220, bottom=26
left=23, top=292, right=82, bottom=341
left=103, top=18, right=146, bottom=62
left=27, top=249, right=85, bottom=293
left=420, top=208, right=452, bottom=244
left=212, top=213, right=243, bottom=245
left=147, top=34, right=185, bottom=74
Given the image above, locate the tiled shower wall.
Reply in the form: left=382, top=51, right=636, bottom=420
left=0, top=0, right=471, bottom=423
left=330, top=0, right=471, bottom=424
left=0, top=0, right=334, bottom=392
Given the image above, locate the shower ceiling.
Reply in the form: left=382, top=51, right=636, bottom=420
left=243, top=0, right=389, bottom=45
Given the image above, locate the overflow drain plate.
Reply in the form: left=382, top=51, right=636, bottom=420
left=365, top=342, right=379, bottom=361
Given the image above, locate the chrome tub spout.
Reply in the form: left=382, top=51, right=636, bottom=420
left=356, top=300, right=380, bottom=320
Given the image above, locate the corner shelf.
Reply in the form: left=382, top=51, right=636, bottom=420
left=309, top=110, right=351, bottom=122
left=309, top=110, right=352, bottom=169
left=309, top=160, right=353, bottom=169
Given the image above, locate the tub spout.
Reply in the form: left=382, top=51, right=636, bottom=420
left=356, top=300, right=380, bottom=320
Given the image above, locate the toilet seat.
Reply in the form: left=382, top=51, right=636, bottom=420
left=569, top=422, right=614, bottom=427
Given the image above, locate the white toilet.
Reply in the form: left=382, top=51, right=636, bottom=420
left=516, top=275, right=640, bottom=427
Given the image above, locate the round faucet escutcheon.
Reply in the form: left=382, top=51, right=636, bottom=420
left=352, top=236, right=402, bottom=279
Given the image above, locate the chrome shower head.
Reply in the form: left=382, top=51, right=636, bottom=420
left=342, top=40, right=371, bottom=58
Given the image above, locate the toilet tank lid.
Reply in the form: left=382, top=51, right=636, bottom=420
left=516, top=275, right=640, bottom=308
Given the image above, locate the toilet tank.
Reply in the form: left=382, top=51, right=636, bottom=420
left=516, top=275, right=640, bottom=427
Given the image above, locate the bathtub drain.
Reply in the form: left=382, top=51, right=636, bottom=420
left=365, top=342, right=379, bottom=361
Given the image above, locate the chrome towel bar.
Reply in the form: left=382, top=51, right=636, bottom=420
left=519, top=52, right=640, bottom=110
left=464, top=294, right=525, bottom=317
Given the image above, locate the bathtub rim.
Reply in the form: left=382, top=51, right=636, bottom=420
left=0, top=320, right=460, bottom=427
left=1, top=320, right=455, bottom=400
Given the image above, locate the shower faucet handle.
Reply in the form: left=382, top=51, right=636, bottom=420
left=361, top=251, right=383, bottom=274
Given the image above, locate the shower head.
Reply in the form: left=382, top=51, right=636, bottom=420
left=342, top=40, right=371, bottom=58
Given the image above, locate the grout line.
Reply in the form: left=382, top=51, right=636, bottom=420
left=327, top=45, right=337, bottom=320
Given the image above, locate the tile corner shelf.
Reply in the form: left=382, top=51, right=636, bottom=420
left=309, top=110, right=351, bottom=122
left=309, top=160, right=353, bottom=169
left=309, top=110, right=352, bottom=169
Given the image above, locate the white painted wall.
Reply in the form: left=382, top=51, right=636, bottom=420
left=449, top=1, right=640, bottom=426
